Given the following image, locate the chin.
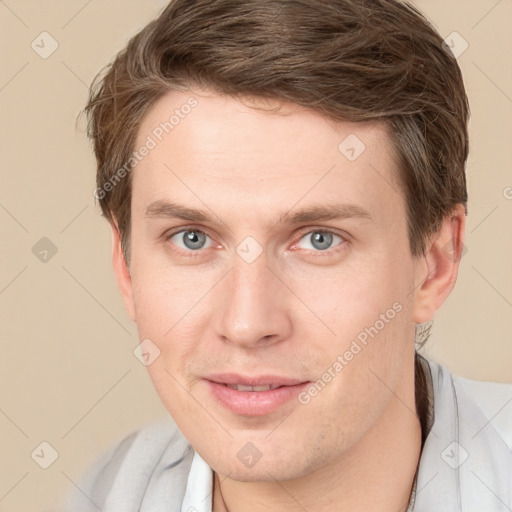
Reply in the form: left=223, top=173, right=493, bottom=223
left=206, top=445, right=318, bottom=482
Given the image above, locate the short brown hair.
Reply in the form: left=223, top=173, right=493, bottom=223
left=83, top=0, right=469, bottom=264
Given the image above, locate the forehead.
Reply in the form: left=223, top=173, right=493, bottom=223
left=132, top=89, right=403, bottom=223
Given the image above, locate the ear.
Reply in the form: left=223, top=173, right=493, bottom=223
left=111, top=221, right=136, bottom=322
left=412, top=204, right=466, bottom=323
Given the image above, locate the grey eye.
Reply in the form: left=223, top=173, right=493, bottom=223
left=170, top=230, right=211, bottom=250
left=297, top=231, right=342, bottom=251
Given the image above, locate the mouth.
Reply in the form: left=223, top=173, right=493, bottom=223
left=223, top=383, right=282, bottom=392
left=204, top=373, right=311, bottom=416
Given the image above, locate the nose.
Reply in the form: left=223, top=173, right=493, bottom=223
left=214, top=253, right=293, bottom=349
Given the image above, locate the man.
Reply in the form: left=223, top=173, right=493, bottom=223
left=60, top=0, right=512, bottom=510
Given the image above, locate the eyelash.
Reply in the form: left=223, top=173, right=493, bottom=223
left=164, top=226, right=347, bottom=259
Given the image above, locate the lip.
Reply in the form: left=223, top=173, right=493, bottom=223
left=206, top=373, right=307, bottom=387
left=204, top=373, right=311, bottom=416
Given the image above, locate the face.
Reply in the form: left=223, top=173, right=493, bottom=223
left=115, top=89, right=438, bottom=481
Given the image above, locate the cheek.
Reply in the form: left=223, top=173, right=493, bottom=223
left=129, top=252, right=212, bottom=336
left=287, top=248, right=415, bottom=414
left=128, top=267, right=208, bottom=403
left=287, top=255, right=407, bottom=349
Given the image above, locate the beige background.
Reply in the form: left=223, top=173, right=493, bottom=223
left=0, top=1, right=511, bottom=510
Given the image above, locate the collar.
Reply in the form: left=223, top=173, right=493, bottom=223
left=411, top=358, right=512, bottom=510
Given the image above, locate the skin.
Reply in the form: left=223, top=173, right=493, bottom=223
left=111, top=89, right=466, bottom=512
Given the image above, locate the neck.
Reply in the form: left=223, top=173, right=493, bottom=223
left=213, top=360, right=422, bottom=512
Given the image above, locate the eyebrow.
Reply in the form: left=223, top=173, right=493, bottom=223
left=145, top=200, right=372, bottom=225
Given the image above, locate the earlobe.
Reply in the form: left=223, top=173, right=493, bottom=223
left=111, top=222, right=136, bottom=322
left=412, top=204, right=466, bottom=324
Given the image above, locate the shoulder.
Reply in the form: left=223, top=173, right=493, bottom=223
left=56, top=414, right=192, bottom=512
left=454, top=373, right=512, bottom=450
